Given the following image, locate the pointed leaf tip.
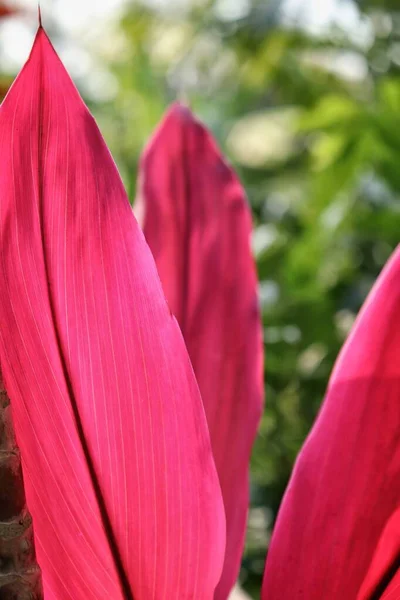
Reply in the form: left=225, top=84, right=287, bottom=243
left=0, top=30, right=225, bottom=599
left=138, top=104, right=263, bottom=599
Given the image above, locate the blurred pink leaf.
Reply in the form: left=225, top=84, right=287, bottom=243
left=137, top=104, right=263, bottom=599
left=0, top=2, right=17, bottom=18
left=0, top=29, right=225, bottom=599
left=262, top=246, right=400, bottom=599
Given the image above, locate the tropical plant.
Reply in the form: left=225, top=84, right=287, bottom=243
left=92, top=1, right=400, bottom=594
left=2, top=3, right=400, bottom=599
left=0, top=3, right=43, bottom=598
left=136, top=103, right=263, bottom=599
left=0, top=25, right=225, bottom=599
left=261, top=246, right=400, bottom=599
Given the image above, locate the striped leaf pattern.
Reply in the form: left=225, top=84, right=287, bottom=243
left=0, top=28, right=225, bottom=599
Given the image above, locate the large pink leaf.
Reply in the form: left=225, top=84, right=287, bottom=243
left=136, top=104, right=263, bottom=599
left=262, top=246, right=400, bottom=599
left=0, top=28, right=225, bottom=599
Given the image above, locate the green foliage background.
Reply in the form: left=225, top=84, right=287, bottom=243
left=4, top=0, right=400, bottom=597
left=90, top=1, right=400, bottom=595
left=92, top=0, right=400, bottom=596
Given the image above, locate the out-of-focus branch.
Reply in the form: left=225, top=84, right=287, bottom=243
left=0, top=2, right=18, bottom=19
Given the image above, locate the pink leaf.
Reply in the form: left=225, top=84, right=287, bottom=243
left=357, top=507, right=400, bottom=599
left=136, top=104, right=263, bottom=599
left=262, top=246, right=400, bottom=599
left=378, top=568, right=400, bottom=599
left=0, top=28, right=225, bottom=599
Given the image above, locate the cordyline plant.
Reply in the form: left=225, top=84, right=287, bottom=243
left=261, top=247, right=400, bottom=599
left=0, top=24, right=227, bottom=599
left=0, top=20, right=262, bottom=600
left=135, top=104, right=264, bottom=600
left=1, top=16, right=400, bottom=600
left=0, top=3, right=43, bottom=599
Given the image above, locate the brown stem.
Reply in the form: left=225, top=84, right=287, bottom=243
left=0, top=376, right=43, bottom=599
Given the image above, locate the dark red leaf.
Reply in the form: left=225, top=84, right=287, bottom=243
left=137, top=104, right=263, bottom=599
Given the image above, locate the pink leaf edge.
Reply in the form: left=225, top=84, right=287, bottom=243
left=0, top=28, right=225, bottom=599
left=137, top=103, right=264, bottom=599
